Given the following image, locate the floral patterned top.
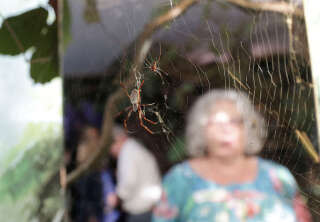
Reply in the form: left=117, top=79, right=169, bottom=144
left=152, top=158, right=311, bottom=222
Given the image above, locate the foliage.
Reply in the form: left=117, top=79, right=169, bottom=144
left=0, top=7, right=58, bottom=83
left=0, top=123, right=63, bottom=222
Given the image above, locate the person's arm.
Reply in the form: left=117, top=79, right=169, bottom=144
left=107, top=193, right=119, bottom=209
left=269, top=164, right=312, bottom=222
left=152, top=165, right=187, bottom=222
left=101, top=170, right=119, bottom=211
left=116, top=147, right=138, bottom=202
left=293, top=192, right=312, bottom=222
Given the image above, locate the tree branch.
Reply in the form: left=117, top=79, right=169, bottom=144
left=65, top=0, right=200, bottom=186
left=224, top=0, right=303, bottom=18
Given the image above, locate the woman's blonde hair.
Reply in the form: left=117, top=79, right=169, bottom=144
left=186, top=89, right=267, bottom=157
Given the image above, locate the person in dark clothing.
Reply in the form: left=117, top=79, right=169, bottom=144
left=72, top=126, right=104, bottom=222
left=73, top=172, right=104, bottom=222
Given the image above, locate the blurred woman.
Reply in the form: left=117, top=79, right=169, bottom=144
left=152, top=89, right=311, bottom=222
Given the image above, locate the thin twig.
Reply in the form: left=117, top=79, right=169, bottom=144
left=225, top=0, right=303, bottom=18
left=227, top=69, right=249, bottom=91
left=295, top=130, right=320, bottom=163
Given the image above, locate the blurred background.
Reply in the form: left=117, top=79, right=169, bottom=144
left=0, top=0, right=63, bottom=221
left=1, top=0, right=320, bottom=221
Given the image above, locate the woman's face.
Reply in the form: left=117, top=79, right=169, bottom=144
left=205, top=100, right=246, bottom=159
left=110, top=133, right=126, bottom=158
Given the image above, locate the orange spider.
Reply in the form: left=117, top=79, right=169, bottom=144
left=118, top=80, right=157, bottom=134
left=145, top=45, right=168, bottom=83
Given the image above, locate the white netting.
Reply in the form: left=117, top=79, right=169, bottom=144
left=64, top=0, right=320, bottom=219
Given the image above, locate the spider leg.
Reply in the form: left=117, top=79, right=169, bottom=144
left=141, top=103, right=156, bottom=107
left=157, top=43, right=161, bottom=63
left=139, top=118, right=155, bottom=134
left=138, top=79, right=145, bottom=91
left=123, top=108, right=133, bottom=132
left=140, top=103, right=157, bottom=124
left=119, top=82, right=131, bottom=99
left=138, top=107, right=155, bottom=134
left=154, top=70, right=162, bottom=77
left=159, top=68, right=169, bottom=76
left=144, top=59, right=151, bottom=67
left=154, top=70, right=165, bottom=84
left=143, top=116, right=158, bottom=125
left=114, top=106, right=132, bottom=118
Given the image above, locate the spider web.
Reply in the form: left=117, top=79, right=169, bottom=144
left=63, top=0, right=320, bottom=220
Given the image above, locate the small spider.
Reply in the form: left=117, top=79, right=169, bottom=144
left=145, top=45, right=168, bottom=84
left=117, top=80, right=157, bottom=134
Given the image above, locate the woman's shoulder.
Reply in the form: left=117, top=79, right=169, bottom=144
left=258, top=157, right=297, bottom=194
left=162, top=160, right=194, bottom=183
left=165, top=161, right=191, bottom=176
left=259, top=157, right=293, bottom=176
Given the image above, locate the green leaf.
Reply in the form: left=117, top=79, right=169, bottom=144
left=0, top=7, right=59, bottom=83
left=30, top=21, right=59, bottom=83
left=0, top=8, right=48, bottom=55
